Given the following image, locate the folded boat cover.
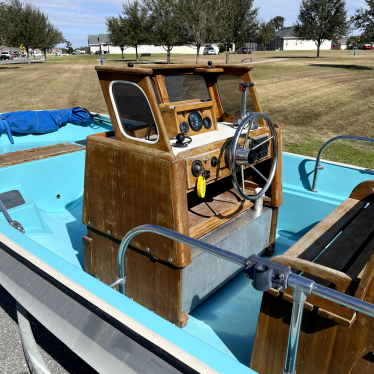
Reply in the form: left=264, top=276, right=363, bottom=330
left=0, top=107, right=91, bottom=144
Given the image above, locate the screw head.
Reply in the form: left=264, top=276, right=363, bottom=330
left=106, top=230, right=110, bottom=235
left=87, top=221, right=91, bottom=225
left=168, top=258, right=172, bottom=263
left=146, top=247, right=150, bottom=253
left=276, top=285, right=283, bottom=292
left=279, top=273, right=285, bottom=279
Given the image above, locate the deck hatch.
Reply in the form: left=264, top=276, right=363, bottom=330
left=0, top=190, right=25, bottom=210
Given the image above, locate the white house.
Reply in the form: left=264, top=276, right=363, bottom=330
left=88, top=34, right=220, bottom=55
left=279, top=27, right=331, bottom=50
left=249, top=27, right=332, bottom=51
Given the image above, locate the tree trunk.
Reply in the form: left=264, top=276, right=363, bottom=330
left=226, top=43, right=230, bottom=64
left=317, top=43, right=320, bottom=57
left=167, top=48, right=171, bottom=64
left=44, top=49, right=47, bottom=61
left=26, top=47, right=30, bottom=64
left=196, top=43, right=200, bottom=64
left=135, top=45, right=139, bottom=61
left=121, top=47, right=124, bottom=59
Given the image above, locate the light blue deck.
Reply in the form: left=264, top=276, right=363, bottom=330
left=0, top=143, right=373, bottom=371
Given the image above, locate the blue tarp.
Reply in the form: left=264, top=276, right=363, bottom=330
left=0, top=107, right=91, bottom=144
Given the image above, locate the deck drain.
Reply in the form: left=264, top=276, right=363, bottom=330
left=56, top=194, right=61, bottom=199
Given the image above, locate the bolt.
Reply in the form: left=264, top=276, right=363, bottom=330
left=279, top=273, right=285, bottom=279
left=146, top=247, right=150, bottom=253
left=168, top=258, right=172, bottom=263
left=107, top=230, right=110, bottom=235
left=87, top=221, right=91, bottom=225
left=276, top=285, right=283, bottom=292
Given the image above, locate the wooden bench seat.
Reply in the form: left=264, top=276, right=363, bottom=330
left=251, top=180, right=374, bottom=374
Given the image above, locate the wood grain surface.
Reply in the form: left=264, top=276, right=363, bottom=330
left=0, top=142, right=84, bottom=168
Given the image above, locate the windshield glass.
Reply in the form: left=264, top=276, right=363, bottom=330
left=217, top=75, right=256, bottom=115
left=164, top=75, right=211, bottom=103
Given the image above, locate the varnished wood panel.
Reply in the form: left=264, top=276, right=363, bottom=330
left=97, top=72, right=172, bottom=153
left=87, top=227, right=186, bottom=327
left=251, top=276, right=374, bottom=374
left=284, top=198, right=366, bottom=260
left=188, top=188, right=254, bottom=238
left=161, top=101, right=217, bottom=138
left=82, top=235, right=95, bottom=275
left=83, top=135, right=190, bottom=267
left=0, top=142, right=84, bottom=168
left=350, top=180, right=374, bottom=204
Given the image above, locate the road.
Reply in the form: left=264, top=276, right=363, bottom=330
left=0, top=285, right=97, bottom=374
left=0, top=57, right=48, bottom=65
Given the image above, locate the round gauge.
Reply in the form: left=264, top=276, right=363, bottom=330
left=180, top=121, right=189, bottom=134
left=203, top=117, right=212, bottom=129
left=188, top=111, right=203, bottom=132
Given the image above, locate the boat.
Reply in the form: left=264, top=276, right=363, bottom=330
left=0, top=61, right=374, bottom=374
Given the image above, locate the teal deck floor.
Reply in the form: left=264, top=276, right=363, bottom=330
left=23, top=199, right=301, bottom=367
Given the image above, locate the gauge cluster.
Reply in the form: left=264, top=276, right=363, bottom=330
left=160, top=100, right=217, bottom=138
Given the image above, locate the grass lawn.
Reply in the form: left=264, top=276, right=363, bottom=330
left=1, top=50, right=374, bottom=168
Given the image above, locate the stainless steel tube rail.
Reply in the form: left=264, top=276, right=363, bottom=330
left=111, top=224, right=374, bottom=374
left=109, top=224, right=247, bottom=294
left=311, top=135, right=374, bottom=192
left=284, top=273, right=374, bottom=374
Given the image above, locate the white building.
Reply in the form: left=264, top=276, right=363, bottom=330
left=276, top=27, right=331, bottom=51
left=249, top=27, right=332, bottom=51
left=88, top=34, right=220, bottom=55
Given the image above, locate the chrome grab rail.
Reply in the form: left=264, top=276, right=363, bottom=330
left=109, top=224, right=247, bottom=293
left=111, top=224, right=374, bottom=374
left=311, top=135, right=374, bottom=192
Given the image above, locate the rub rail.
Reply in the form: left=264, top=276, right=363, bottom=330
left=311, top=135, right=374, bottom=192
left=111, top=224, right=374, bottom=374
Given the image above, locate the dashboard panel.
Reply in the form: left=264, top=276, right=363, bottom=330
left=160, top=100, right=217, bottom=138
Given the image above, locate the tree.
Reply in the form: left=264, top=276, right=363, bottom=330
left=270, top=16, right=285, bottom=30
left=257, top=21, right=275, bottom=52
left=0, top=0, right=63, bottom=63
left=294, top=0, right=349, bottom=57
left=65, top=40, right=73, bottom=54
left=39, top=22, right=64, bottom=60
left=353, top=0, right=374, bottom=44
left=144, top=0, right=185, bottom=64
left=346, top=35, right=363, bottom=49
left=106, top=16, right=127, bottom=59
left=175, top=0, right=224, bottom=63
left=120, top=0, right=150, bottom=61
left=220, top=0, right=259, bottom=63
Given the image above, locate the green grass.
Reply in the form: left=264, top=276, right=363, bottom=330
left=1, top=49, right=374, bottom=169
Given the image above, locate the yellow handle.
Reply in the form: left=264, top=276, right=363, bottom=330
left=197, top=175, right=206, bottom=198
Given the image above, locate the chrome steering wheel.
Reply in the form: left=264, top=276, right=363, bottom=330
left=230, top=112, right=278, bottom=201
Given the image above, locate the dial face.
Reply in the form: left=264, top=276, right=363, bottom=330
left=203, top=117, right=212, bottom=129
left=188, top=111, right=203, bottom=132
left=180, top=121, right=189, bottom=134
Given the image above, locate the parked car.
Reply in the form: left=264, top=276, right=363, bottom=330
left=95, top=51, right=101, bottom=55
left=237, top=47, right=252, bottom=54
left=20, top=52, right=26, bottom=57
left=0, top=51, right=13, bottom=60
left=72, top=50, right=82, bottom=55
left=33, top=52, right=43, bottom=56
left=363, top=45, right=373, bottom=50
left=203, top=47, right=216, bottom=55
left=12, top=52, right=21, bottom=57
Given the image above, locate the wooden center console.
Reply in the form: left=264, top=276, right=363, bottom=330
left=82, top=63, right=283, bottom=327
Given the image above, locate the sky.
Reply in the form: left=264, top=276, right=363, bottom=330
left=31, top=0, right=369, bottom=48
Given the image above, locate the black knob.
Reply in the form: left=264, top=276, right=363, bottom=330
left=211, top=156, right=218, bottom=167
left=208, top=61, right=212, bottom=66
left=128, top=62, right=133, bottom=67
left=176, top=133, right=185, bottom=143
left=192, top=160, right=203, bottom=177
